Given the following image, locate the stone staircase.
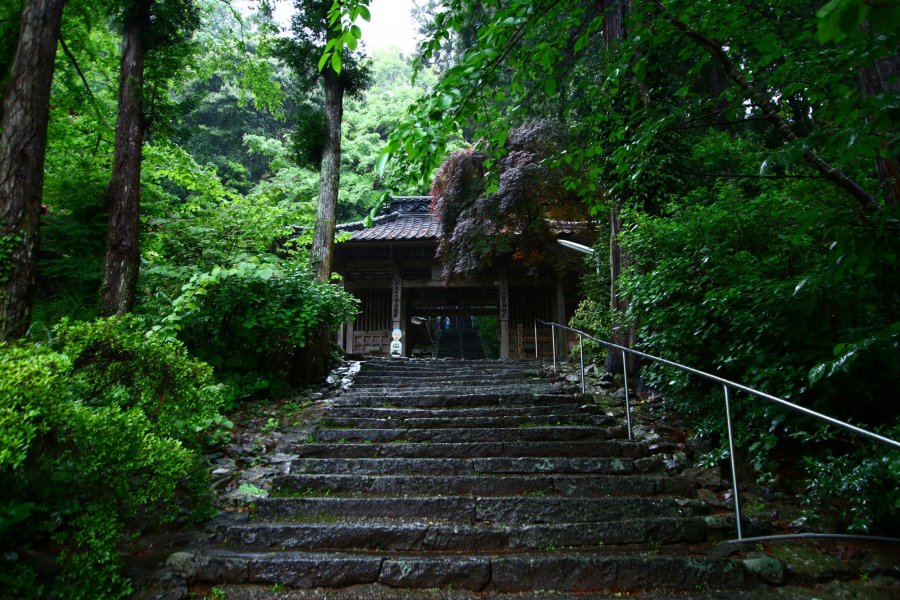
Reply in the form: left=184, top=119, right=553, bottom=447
left=187, top=358, right=760, bottom=597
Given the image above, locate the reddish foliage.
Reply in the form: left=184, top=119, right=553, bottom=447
left=430, top=121, right=589, bottom=280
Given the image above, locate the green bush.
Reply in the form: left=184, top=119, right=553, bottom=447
left=145, top=256, right=358, bottom=402
left=0, top=316, right=223, bottom=598
left=54, top=315, right=225, bottom=446
left=801, top=434, right=900, bottom=533
left=615, top=132, right=900, bottom=531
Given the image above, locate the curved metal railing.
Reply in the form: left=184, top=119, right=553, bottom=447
left=533, top=319, right=900, bottom=545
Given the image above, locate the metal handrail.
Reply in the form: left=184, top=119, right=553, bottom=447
left=534, top=319, right=900, bottom=545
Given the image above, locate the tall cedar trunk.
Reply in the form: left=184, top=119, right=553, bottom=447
left=311, top=68, right=344, bottom=283
left=297, top=66, right=344, bottom=383
left=600, top=0, right=639, bottom=376
left=100, top=0, right=151, bottom=315
left=860, top=53, right=900, bottom=206
left=0, top=0, right=66, bottom=340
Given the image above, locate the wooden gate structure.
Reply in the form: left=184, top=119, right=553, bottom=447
left=332, top=197, right=593, bottom=359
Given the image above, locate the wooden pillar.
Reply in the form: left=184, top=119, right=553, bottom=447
left=346, top=317, right=355, bottom=354
left=555, top=277, right=568, bottom=358
left=499, top=268, right=510, bottom=359
left=392, top=268, right=402, bottom=356
left=336, top=276, right=346, bottom=350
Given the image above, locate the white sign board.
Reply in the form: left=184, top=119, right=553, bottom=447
left=390, top=339, right=403, bottom=358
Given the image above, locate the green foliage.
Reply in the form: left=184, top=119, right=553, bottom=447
left=473, top=316, right=499, bottom=358
left=147, top=254, right=358, bottom=401
left=398, top=0, right=900, bottom=531
left=617, top=131, right=899, bottom=525
left=801, top=429, right=900, bottom=533
left=54, top=315, right=225, bottom=446
left=140, top=146, right=358, bottom=399
left=0, top=317, right=221, bottom=598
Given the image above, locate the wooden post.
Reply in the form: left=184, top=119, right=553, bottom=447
left=555, top=277, right=568, bottom=358
left=392, top=268, right=402, bottom=355
left=346, top=318, right=355, bottom=354
left=499, top=268, right=509, bottom=359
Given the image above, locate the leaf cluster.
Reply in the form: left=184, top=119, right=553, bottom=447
left=431, top=120, right=588, bottom=279
left=0, top=316, right=222, bottom=598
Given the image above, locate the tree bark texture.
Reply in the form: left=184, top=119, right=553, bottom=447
left=599, top=0, right=639, bottom=376
left=311, top=67, right=344, bottom=283
left=100, top=0, right=151, bottom=315
left=860, top=53, right=900, bottom=206
left=604, top=202, right=638, bottom=375
left=0, top=0, right=66, bottom=340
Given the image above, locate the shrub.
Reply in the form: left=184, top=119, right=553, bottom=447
left=615, top=135, right=900, bottom=530
left=54, top=315, right=225, bottom=446
left=0, top=316, right=223, bottom=598
left=146, top=256, right=358, bottom=402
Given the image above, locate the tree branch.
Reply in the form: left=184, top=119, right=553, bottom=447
left=59, top=35, right=107, bottom=126
left=659, top=2, right=882, bottom=214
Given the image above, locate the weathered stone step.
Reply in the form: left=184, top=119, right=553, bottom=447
left=335, top=387, right=565, bottom=404
left=310, top=426, right=625, bottom=443
left=360, top=358, right=536, bottom=369
left=292, top=440, right=647, bottom=459
left=348, top=384, right=557, bottom=395
left=325, top=403, right=607, bottom=420
left=221, top=516, right=707, bottom=552
left=356, top=369, right=541, bottom=380
left=288, top=456, right=661, bottom=476
left=330, top=394, right=572, bottom=409
left=354, top=372, right=529, bottom=384
left=254, top=496, right=706, bottom=523
left=189, top=549, right=746, bottom=592
left=318, top=413, right=617, bottom=430
left=272, top=473, right=695, bottom=498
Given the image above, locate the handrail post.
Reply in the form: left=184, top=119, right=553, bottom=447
left=723, top=385, right=743, bottom=541
left=578, top=333, right=585, bottom=395
left=551, top=324, right=557, bottom=373
left=534, top=321, right=539, bottom=360
left=622, top=350, right=633, bottom=441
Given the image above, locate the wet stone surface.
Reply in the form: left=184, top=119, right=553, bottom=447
left=131, top=357, right=900, bottom=599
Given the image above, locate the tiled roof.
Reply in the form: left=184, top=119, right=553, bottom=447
left=336, top=196, right=439, bottom=242
left=334, top=196, right=591, bottom=243
left=345, top=213, right=441, bottom=241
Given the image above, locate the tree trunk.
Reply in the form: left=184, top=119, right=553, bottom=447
left=0, top=0, right=66, bottom=340
left=311, top=67, right=344, bottom=283
left=100, top=0, right=151, bottom=315
left=599, top=0, right=639, bottom=377
left=860, top=54, right=900, bottom=206
left=604, top=202, right=637, bottom=375
left=300, top=66, right=345, bottom=382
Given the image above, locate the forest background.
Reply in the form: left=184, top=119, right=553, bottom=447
left=0, top=0, right=898, bottom=597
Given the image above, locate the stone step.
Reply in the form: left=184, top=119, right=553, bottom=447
left=272, top=473, right=695, bottom=498
left=292, top=440, right=647, bottom=459
left=342, top=379, right=558, bottom=390
left=287, top=456, right=662, bottom=476
left=338, top=388, right=561, bottom=398
left=354, top=372, right=529, bottom=384
left=317, top=413, right=617, bottom=430
left=220, top=516, right=707, bottom=552
left=189, top=549, right=746, bottom=592
left=324, top=403, right=608, bottom=420
left=361, top=358, right=536, bottom=368
left=330, top=393, right=583, bottom=409
left=357, top=368, right=541, bottom=379
left=253, top=496, right=706, bottom=523
left=310, top=426, right=625, bottom=444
